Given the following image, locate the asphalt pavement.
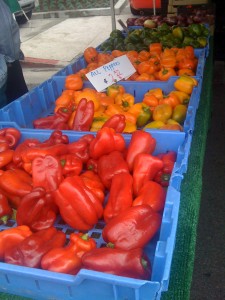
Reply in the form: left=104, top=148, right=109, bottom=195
left=19, top=0, right=132, bottom=89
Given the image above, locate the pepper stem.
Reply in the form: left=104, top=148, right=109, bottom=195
left=81, top=233, right=89, bottom=241
left=106, top=242, right=115, bottom=248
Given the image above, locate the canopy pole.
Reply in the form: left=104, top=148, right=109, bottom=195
left=110, top=0, right=116, bottom=31
left=153, top=0, right=156, bottom=15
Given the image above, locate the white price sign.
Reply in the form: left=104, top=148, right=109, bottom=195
left=86, top=55, right=136, bottom=92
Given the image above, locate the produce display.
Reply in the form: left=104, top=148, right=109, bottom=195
left=99, top=24, right=209, bottom=51
left=0, top=127, right=177, bottom=279
left=32, top=75, right=197, bottom=132
left=126, top=9, right=215, bottom=27
left=0, top=12, right=210, bottom=298
left=72, top=45, right=201, bottom=81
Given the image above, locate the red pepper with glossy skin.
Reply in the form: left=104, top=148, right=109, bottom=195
left=0, top=142, right=10, bottom=153
left=86, top=158, right=98, bottom=173
left=4, top=227, right=66, bottom=268
left=16, top=187, right=58, bottom=232
left=53, top=175, right=103, bottom=230
left=0, top=128, right=21, bottom=149
left=13, top=131, right=69, bottom=169
left=154, top=151, right=177, bottom=187
left=89, top=127, right=126, bottom=159
left=72, top=98, right=94, bottom=131
left=41, top=130, right=69, bottom=146
left=126, top=131, right=156, bottom=172
left=133, top=180, right=166, bottom=212
left=60, top=154, right=83, bottom=177
left=97, top=151, right=129, bottom=190
left=13, top=138, right=43, bottom=168
left=0, top=169, right=33, bottom=208
left=0, top=225, right=33, bottom=261
left=32, top=155, right=63, bottom=192
left=133, top=153, right=163, bottom=196
left=33, top=107, right=72, bottom=130
left=41, top=233, right=96, bottom=274
left=80, top=170, right=105, bottom=203
left=0, top=149, right=14, bottom=169
left=103, top=173, right=133, bottom=223
left=67, top=139, right=90, bottom=163
left=82, top=247, right=151, bottom=280
left=0, top=192, right=12, bottom=224
left=102, top=114, right=126, bottom=133
left=102, top=204, right=161, bottom=251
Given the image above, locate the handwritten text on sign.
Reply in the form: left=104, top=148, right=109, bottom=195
left=86, top=55, right=136, bottom=92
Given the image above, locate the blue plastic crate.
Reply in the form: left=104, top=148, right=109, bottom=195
left=0, top=77, right=201, bottom=133
left=0, top=129, right=182, bottom=300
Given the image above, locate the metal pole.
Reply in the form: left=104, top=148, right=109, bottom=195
left=110, top=0, right=116, bottom=31
left=153, top=0, right=156, bottom=15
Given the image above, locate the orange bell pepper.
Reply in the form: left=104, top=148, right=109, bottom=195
left=153, top=104, right=173, bottom=123
left=149, top=43, right=162, bottom=55
left=169, top=90, right=190, bottom=105
left=157, top=67, right=177, bottom=81
left=64, top=74, right=83, bottom=91
left=159, top=93, right=181, bottom=108
left=114, top=93, right=135, bottom=111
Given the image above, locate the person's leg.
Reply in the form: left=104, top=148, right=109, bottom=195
left=5, top=60, right=28, bottom=104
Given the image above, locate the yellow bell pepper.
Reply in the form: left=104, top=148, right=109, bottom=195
left=174, top=75, right=198, bottom=95
left=144, top=120, right=165, bottom=129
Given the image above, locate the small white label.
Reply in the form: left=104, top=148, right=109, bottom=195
left=86, top=55, right=136, bottom=92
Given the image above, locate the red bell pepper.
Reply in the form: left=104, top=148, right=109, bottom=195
left=60, top=154, right=83, bottom=177
left=13, top=130, right=69, bottom=170
left=32, top=155, right=63, bottom=192
left=86, top=158, right=98, bottom=173
left=4, top=227, right=66, bottom=268
left=80, top=170, right=105, bottom=203
left=41, top=130, right=69, bottom=146
left=154, top=151, right=177, bottom=187
left=0, top=225, right=33, bottom=261
left=13, top=138, right=41, bottom=168
left=33, top=107, right=72, bottom=130
left=126, top=130, right=156, bottom=172
left=133, top=153, right=163, bottom=196
left=82, top=247, right=151, bottom=280
left=53, top=175, right=103, bottom=230
left=102, top=114, right=126, bottom=133
left=89, top=127, right=126, bottom=159
left=0, top=128, right=21, bottom=149
left=72, top=98, right=94, bottom=131
left=97, top=151, right=129, bottom=189
left=133, top=180, right=166, bottom=212
left=0, top=192, right=12, bottom=224
left=103, top=173, right=133, bottom=223
left=102, top=204, right=161, bottom=250
left=67, top=139, right=90, bottom=163
left=41, top=232, right=96, bottom=274
left=0, top=169, right=33, bottom=208
left=0, top=149, right=14, bottom=169
left=16, top=187, right=58, bottom=232
left=0, top=142, right=10, bottom=153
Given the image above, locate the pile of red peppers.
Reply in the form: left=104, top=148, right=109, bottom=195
left=0, top=127, right=177, bottom=280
